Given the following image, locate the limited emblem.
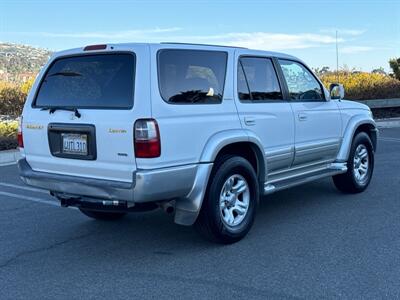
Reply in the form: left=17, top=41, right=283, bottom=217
left=109, top=129, right=127, bottom=134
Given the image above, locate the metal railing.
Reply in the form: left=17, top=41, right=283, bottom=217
left=355, top=99, right=400, bottom=108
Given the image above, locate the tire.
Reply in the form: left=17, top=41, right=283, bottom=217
left=195, top=155, right=259, bottom=244
left=333, top=132, right=374, bottom=193
left=79, top=208, right=126, bottom=221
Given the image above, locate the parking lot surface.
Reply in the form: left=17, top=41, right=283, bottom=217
left=0, top=128, right=399, bottom=299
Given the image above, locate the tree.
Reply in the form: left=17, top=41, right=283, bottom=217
left=372, top=67, right=386, bottom=75
left=389, top=58, right=400, bottom=80
left=313, top=66, right=330, bottom=76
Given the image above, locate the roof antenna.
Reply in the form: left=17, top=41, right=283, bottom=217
left=336, top=30, right=339, bottom=83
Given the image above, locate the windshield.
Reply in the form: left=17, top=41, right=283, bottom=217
left=34, top=53, right=135, bottom=109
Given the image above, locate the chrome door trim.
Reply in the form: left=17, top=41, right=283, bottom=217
left=292, top=138, right=341, bottom=166
left=264, top=145, right=294, bottom=173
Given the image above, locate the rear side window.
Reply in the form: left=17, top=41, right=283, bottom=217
left=34, top=53, right=135, bottom=109
left=158, top=50, right=227, bottom=104
left=238, top=57, right=283, bottom=102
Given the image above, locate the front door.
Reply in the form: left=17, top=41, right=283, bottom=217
left=277, top=59, right=341, bottom=167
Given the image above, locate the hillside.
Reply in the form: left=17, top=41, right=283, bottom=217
left=0, top=43, right=52, bottom=82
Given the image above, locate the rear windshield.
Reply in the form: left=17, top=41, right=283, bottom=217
left=34, top=53, right=135, bottom=109
left=158, top=49, right=227, bottom=104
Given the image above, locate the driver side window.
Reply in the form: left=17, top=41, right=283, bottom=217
left=278, top=59, right=324, bottom=101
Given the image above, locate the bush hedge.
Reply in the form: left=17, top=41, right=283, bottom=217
left=320, top=72, right=400, bottom=100
left=0, top=120, right=18, bottom=151
left=0, top=73, right=399, bottom=116
left=0, top=137, right=18, bottom=151
left=0, top=80, right=30, bottom=116
left=0, top=120, right=18, bottom=137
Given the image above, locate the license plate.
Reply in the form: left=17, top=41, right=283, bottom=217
left=62, top=133, right=88, bottom=155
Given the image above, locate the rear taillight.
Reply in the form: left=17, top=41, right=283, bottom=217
left=17, top=117, right=24, bottom=148
left=134, top=119, right=161, bottom=158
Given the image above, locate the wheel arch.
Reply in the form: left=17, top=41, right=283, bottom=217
left=199, top=129, right=266, bottom=183
left=336, top=115, right=378, bottom=162
left=174, top=130, right=266, bottom=226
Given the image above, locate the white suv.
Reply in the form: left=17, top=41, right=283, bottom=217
left=18, top=43, right=377, bottom=243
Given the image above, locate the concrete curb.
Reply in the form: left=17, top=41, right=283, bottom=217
left=375, top=118, right=400, bottom=128
left=0, top=149, right=21, bottom=166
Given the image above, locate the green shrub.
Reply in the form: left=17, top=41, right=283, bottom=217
left=0, top=120, right=18, bottom=138
left=0, top=86, right=26, bottom=116
left=320, top=72, right=400, bottom=100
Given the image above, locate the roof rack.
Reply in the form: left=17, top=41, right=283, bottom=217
left=160, top=42, right=247, bottom=49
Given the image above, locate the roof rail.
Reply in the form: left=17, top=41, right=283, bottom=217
left=160, top=42, right=247, bottom=49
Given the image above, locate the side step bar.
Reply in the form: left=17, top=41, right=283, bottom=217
left=264, top=162, right=347, bottom=195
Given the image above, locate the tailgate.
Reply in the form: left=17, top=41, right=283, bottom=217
left=22, top=47, right=150, bottom=183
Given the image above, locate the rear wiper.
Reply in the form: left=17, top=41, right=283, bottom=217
left=47, top=71, right=82, bottom=78
left=41, top=106, right=81, bottom=118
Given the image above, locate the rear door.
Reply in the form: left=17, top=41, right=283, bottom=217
left=234, top=51, right=295, bottom=175
left=22, top=44, right=150, bottom=183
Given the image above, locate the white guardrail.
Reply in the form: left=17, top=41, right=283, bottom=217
left=356, top=99, right=400, bottom=108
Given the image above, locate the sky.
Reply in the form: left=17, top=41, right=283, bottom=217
left=0, top=0, right=399, bottom=72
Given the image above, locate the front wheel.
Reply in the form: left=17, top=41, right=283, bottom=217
left=79, top=208, right=126, bottom=221
left=333, top=132, right=374, bottom=193
left=195, top=155, right=259, bottom=244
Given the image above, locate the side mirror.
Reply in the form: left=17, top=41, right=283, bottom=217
left=329, top=83, right=345, bottom=100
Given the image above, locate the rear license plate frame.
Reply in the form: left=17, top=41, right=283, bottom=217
left=48, top=123, right=96, bottom=160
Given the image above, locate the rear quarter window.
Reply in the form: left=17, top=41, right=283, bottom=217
left=34, top=53, right=135, bottom=109
left=158, top=49, right=228, bottom=104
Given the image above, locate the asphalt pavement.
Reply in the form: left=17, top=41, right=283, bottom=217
left=0, top=128, right=399, bottom=299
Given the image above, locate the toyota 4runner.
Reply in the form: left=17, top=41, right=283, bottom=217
left=18, top=43, right=377, bottom=243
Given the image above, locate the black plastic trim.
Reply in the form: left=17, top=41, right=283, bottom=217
left=272, top=57, right=290, bottom=100
left=48, top=123, right=97, bottom=160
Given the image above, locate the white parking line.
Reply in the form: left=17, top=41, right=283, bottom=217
left=0, top=182, right=49, bottom=194
left=379, top=137, right=400, bottom=143
left=0, top=161, right=17, bottom=167
left=0, top=190, right=58, bottom=206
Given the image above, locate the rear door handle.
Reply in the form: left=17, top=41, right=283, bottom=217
left=244, top=117, right=256, bottom=126
left=298, top=113, right=308, bottom=121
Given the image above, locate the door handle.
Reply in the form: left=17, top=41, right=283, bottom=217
left=244, top=117, right=256, bottom=126
left=298, top=113, right=308, bottom=121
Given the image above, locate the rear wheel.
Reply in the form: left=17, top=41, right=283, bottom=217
left=195, top=155, right=259, bottom=244
left=79, top=208, right=126, bottom=221
left=333, top=132, right=374, bottom=193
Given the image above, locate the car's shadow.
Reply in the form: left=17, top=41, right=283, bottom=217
left=56, top=177, right=349, bottom=259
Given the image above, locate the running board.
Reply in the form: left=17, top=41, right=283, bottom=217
left=264, top=162, right=347, bottom=195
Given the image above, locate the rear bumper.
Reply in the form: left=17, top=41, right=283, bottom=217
left=18, top=158, right=197, bottom=204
